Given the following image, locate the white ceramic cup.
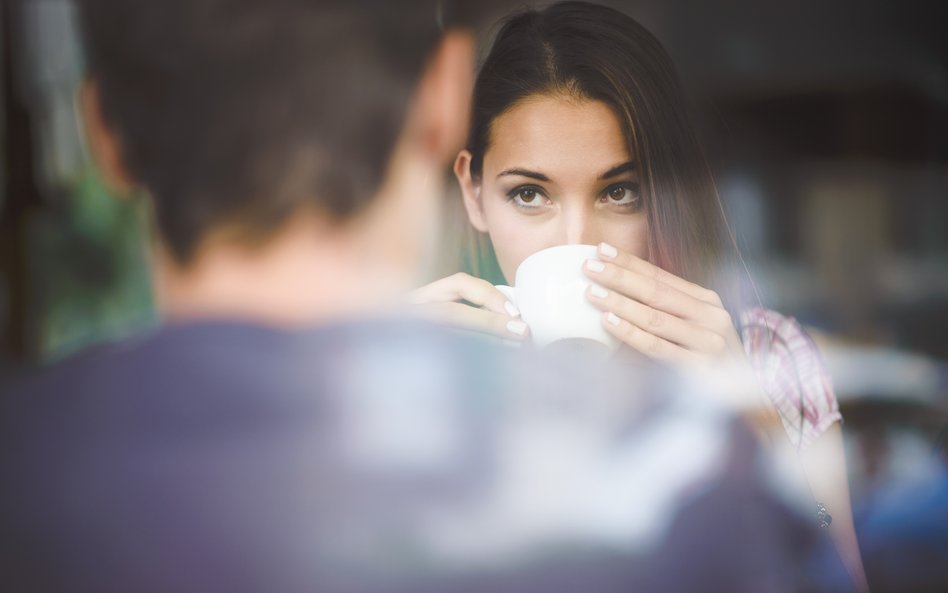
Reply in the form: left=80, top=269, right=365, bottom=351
left=496, top=244, right=620, bottom=350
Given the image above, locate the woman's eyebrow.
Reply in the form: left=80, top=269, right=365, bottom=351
left=598, top=161, right=636, bottom=180
left=496, top=168, right=551, bottom=182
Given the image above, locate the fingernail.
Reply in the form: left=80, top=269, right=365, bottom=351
left=504, top=301, right=521, bottom=318
left=606, top=312, right=621, bottom=326
left=507, top=320, right=528, bottom=336
left=590, top=284, right=608, bottom=299
left=586, top=259, right=605, bottom=273
left=599, top=242, right=618, bottom=258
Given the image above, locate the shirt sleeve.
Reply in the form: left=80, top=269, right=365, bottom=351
left=740, top=307, right=843, bottom=451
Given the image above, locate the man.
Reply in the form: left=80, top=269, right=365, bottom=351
left=0, top=1, right=819, bottom=591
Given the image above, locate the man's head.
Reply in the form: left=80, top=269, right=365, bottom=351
left=77, top=0, right=472, bottom=320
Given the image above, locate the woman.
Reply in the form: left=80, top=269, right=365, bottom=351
left=410, top=1, right=866, bottom=589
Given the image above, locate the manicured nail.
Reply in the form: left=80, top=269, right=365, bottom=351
left=606, top=312, right=621, bottom=326
left=504, top=301, right=521, bottom=318
left=507, top=320, right=528, bottom=336
left=589, top=284, right=609, bottom=299
left=599, top=242, right=618, bottom=258
left=586, top=259, right=605, bottom=273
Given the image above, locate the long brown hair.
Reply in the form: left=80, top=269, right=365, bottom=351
left=464, top=1, right=750, bottom=315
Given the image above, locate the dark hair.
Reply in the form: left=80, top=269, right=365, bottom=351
left=77, top=0, right=446, bottom=263
left=467, top=1, right=747, bottom=312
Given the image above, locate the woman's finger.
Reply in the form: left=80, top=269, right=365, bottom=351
left=414, top=301, right=529, bottom=340
left=407, top=273, right=520, bottom=318
left=596, top=242, right=722, bottom=306
left=600, top=311, right=702, bottom=366
left=584, top=259, right=723, bottom=325
left=586, top=285, right=729, bottom=355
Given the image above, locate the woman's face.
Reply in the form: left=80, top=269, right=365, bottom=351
left=457, top=94, right=649, bottom=283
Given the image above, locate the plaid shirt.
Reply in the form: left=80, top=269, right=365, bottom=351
left=741, top=307, right=842, bottom=451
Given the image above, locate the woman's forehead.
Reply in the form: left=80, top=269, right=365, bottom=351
left=484, top=94, right=633, bottom=179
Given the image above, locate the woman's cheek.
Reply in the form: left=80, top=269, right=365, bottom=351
left=602, top=216, right=649, bottom=259
left=482, top=208, right=537, bottom=279
left=490, top=230, right=536, bottom=282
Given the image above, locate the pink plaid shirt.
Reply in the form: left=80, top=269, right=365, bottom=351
left=740, top=307, right=842, bottom=451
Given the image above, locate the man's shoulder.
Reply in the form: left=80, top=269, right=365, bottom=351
left=1, top=318, right=548, bottom=425
left=0, top=316, right=678, bottom=459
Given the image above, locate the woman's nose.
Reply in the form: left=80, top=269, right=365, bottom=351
left=563, top=208, right=599, bottom=246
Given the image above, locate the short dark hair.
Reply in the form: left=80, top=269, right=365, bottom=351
left=77, top=0, right=446, bottom=263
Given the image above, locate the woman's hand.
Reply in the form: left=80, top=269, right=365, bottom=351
left=583, top=242, right=745, bottom=369
left=585, top=243, right=786, bottom=443
left=406, top=273, right=529, bottom=340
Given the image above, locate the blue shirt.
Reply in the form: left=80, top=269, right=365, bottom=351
left=0, top=318, right=817, bottom=592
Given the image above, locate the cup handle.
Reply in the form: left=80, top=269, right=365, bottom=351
left=494, top=285, right=516, bottom=305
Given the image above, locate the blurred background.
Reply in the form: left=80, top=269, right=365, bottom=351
left=1, top=0, right=946, bottom=549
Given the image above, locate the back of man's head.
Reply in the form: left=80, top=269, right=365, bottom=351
left=77, top=0, right=447, bottom=263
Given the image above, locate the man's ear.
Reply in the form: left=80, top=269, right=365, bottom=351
left=408, top=29, right=474, bottom=165
left=454, top=149, right=488, bottom=232
left=78, top=79, right=136, bottom=195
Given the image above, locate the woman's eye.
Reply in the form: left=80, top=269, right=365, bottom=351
left=601, top=184, right=640, bottom=208
left=508, top=186, right=548, bottom=209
